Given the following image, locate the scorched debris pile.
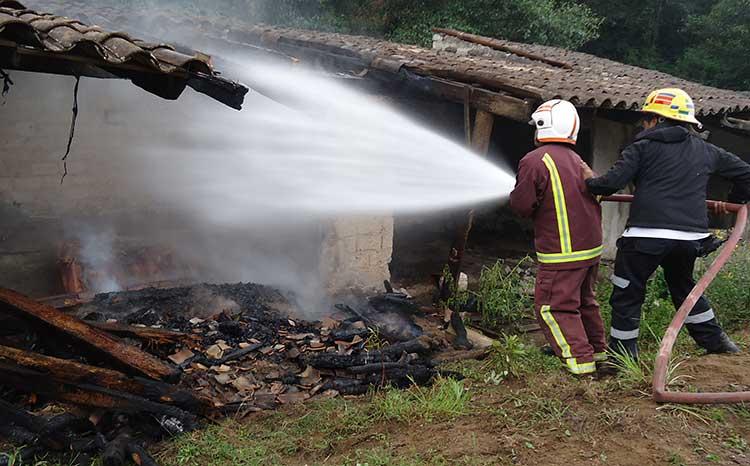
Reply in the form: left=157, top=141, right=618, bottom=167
left=0, top=282, right=449, bottom=465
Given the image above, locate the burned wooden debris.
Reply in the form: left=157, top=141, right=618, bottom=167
left=0, top=288, right=178, bottom=381
left=0, top=282, right=457, bottom=464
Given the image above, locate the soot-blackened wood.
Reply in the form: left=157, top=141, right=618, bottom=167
left=347, top=362, right=412, bottom=374
left=0, top=345, right=142, bottom=392
left=188, top=342, right=264, bottom=368
left=363, top=364, right=436, bottom=388
left=0, top=400, right=97, bottom=453
left=101, top=433, right=158, bottom=466
left=0, top=288, right=178, bottom=381
left=0, top=364, right=197, bottom=430
left=0, top=398, right=42, bottom=431
left=87, top=321, right=197, bottom=347
left=0, top=345, right=207, bottom=411
left=306, top=337, right=433, bottom=369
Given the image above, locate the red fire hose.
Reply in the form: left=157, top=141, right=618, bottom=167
left=603, top=194, right=749, bottom=404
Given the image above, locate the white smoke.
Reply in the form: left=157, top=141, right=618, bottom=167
left=2, top=1, right=515, bottom=315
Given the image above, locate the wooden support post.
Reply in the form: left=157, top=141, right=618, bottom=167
left=444, top=110, right=496, bottom=287
left=0, top=288, right=179, bottom=381
left=442, top=109, right=495, bottom=349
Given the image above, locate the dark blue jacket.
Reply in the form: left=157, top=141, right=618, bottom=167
left=586, top=123, right=750, bottom=232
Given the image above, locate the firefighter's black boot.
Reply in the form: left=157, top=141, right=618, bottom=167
left=609, top=337, right=639, bottom=361
left=705, top=332, right=740, bottom=354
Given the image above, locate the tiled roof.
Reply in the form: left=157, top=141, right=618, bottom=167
left=232, top=26, right=750, bottom=117
left=21, top=1, right=750, bottom=117
left=0, top=0, right=247, bottom=108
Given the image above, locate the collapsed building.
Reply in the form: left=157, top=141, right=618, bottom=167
left=5, top=0, right=750, bottom=300
left=3, top=1, right=750, bottom=463
left=0, top=3, right=442, bottom=463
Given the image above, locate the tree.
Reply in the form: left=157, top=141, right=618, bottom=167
left=579, top=0, right=713, bottom=70
left=317, top=0, right=602, bottom=49
left=676, top=0, right=750, bottom=90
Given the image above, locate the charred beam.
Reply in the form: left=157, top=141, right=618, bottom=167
left=0, top=345, right=207, bottom=411
left=87, top=321, right=198, bottom=347
left=0, top=364, right=197, bottom=429
left=433, top=28, right=574, bottom=70
left=305, top=336, right=434, bottom=369
left=0, top=288, right=178, bottom=381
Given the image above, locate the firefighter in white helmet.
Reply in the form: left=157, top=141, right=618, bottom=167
left=510, top=100, right=607, bottom=376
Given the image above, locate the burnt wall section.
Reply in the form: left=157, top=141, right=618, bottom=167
left=0, top=71, right=390, bottom=299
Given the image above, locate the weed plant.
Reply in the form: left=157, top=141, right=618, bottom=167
left=443, top=258, right=534, bottom=332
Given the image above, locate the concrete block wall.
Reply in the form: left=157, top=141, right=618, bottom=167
left=319, top=216, right=394, bottom=294
left=0, top=71, right=394, bottom=297
left=592, top=117, right=636, bottom=259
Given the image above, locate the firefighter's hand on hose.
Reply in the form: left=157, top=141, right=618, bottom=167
left=579, top=159, right=595, bottom=180
left=710, top=201, right=730, bottom=215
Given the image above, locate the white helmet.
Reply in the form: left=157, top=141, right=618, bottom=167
left=530, top=99, right=580, bottom=145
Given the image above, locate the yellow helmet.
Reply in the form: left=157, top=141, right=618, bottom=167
left=642, top=88, right=702, bottom=127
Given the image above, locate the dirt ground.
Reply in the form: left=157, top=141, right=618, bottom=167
left=151, top=346, right=750, bottom=466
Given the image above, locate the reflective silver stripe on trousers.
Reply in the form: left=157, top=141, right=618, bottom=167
left=610, top=327, right=640, bottom=340
left=610, top=275, right=630, bottom=289
left=685, top=309, right=716, bottom=325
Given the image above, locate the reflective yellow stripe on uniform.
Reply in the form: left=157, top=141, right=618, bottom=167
left=593, top=352, right=608, bottom=363
left=565, top=358, right=596, bottom=375
left=542, top=153, right=573, bottom=254
left=539, top=153, right=603, bottom=265
left=540, top=305, right=572, bottom=359
left=537, top=245, right=604, bottom=264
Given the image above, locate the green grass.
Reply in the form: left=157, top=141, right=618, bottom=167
left=698, top=244, right=750, bottom=332
left=162, top=378, right=470, bottom=466
left=372, top=378, right=471, bottom=422
left=164, top=396, right=375, bottom=465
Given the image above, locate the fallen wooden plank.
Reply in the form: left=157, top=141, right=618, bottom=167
left=86, top=321, right=198, bottom=347
left=0, top=345, right=207, bottom=411
left=0, top=364, right=197, bottom=429
left=305, top=336, right=434, bottom=369
left=0, top=288, right=178, bottom=381
left=0, top=345, right=143, bottom=392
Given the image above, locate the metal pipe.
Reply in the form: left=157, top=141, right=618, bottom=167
left=602, top=194, right=750, bottom=404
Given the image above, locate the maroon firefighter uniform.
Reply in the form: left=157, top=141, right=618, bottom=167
left=510, top=143, right=607, bottom=374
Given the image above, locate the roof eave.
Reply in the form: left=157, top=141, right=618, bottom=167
left=0, top=39, right=248, bottom=108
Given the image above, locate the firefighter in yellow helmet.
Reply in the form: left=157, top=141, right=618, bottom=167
left=582, top=88, right=750, bottom=359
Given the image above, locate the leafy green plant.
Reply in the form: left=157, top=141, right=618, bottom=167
left=475, top=258, right=534, bottom=330
left=487, top=334, right=530, bottom=378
